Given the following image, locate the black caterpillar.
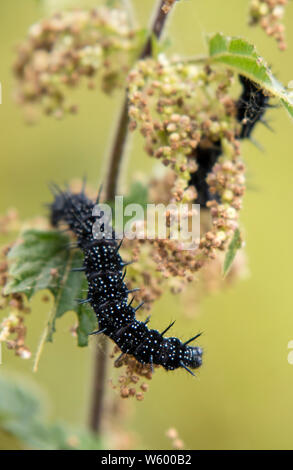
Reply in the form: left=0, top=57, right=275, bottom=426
left=190, top=75, right=271, bottom=206
left=188, top=140, right=222, bottom=207
left=236, top=75, right=270, bottom=139
left=50, top=188, right=203, bottom=376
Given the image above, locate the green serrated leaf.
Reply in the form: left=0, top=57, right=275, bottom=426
left=5, top=229, right=94, bottom=346
left=280, top=98, right=293, bottom=119
left=208, top=33, right=293, bottom=118
left=106, top=181, right=149, bottom=232
left=209, top=32, right=229, bottom=56
left=223, top=228, right=242, bottom=278
left=5, top=230, right=70, bottom=299
left=76, top=277, right=97, bottom=347
left=151, top=34, right=172, bottom=59
left=46, top=250, right=86, bottom=343
left=151, top=34, right=161, bottom=59
left=123, top=181, right=148, bottom=208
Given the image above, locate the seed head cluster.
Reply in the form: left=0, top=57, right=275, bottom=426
left=162, top=0, right=178, bottom=14
left=166, top=427, right=185, bottom=450
left=110, top=346, right=153, bottom=400
left=128, top=56, right=238, bottom=196
left=14, top=7, right=140, bottom=120
left=249, top=0, right=288, bottom=50
left=0, top=211, right=51, bottom=360
left=125, top=56, right=246, bottom=308
left=0, top=247, right=31, bottom=359
left=120, top=150, right=245, bottom=312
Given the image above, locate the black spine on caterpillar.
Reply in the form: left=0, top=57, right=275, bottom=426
left=49, top=188, right=203, bottom=375
left=188, top=140, right=222, bottom=207
left=236, top=74, right=270, bottom=139
left=188, top=75, right=271, bottom=207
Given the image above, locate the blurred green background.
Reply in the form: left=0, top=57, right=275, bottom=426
left=1, top=0, right=293, bottom=450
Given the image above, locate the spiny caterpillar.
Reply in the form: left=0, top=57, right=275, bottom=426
left=236, top=75, right=271, bottom=139
left=49, top=188, right=203, bottom=376
left=190, top=75, right=271, bottom=206
left=188, top=140, right=222, bottom=207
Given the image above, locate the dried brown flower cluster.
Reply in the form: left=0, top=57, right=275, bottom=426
left=14, top=7, right=141, bottom=120
left=124, top=57, right=246, bottom=311
left=0, top=247, right=31, bottom=359
left=166, top=427, right=185, bottom=449
left=110, top=346, right=153, bottom=400
left=0, top=208, right=52, bottom=360
left=128, top=56, right=237, bottom=197
left=119, top=149, right=245, bottom=315
left=123, top=240, right=164, bottom=311
left=249, top=0, right=288, bottom=50
left=162, top=0, right=177, bottom=14
left=0, top=209, right=20, bottom=235
left=151, top=161, right=244, bottom=264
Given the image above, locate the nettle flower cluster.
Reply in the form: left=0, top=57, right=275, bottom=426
left=123, top=159, right=245, bottom=313
left=0, top=211, right=51, bottom=360
left=14, top=7, right=140, bottom=119
left=110, top=346, right=153, bottom=401
left=128, top=57, right=238, bottom=197
left=249, top=0, right=288, bottom=50
left=0, top=245, right=31, bottom=360
left=162, top=0, right=178, bottom=14
left=125, top=56, right=245, bottom=310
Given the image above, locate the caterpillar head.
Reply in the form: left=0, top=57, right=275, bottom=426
left=49, top=189, right=93, bottom=228
left=183, top=345, right=203, bottom=370
left=50, top=193, right=68, bottom=227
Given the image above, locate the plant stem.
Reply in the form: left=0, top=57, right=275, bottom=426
left=139, top=0, right=171, bottom=59
left=104, top=99, right=129, bottom=200
left=89, top=335, right=108, bottom=433
left=104, top=0, right=173, bottom=199
left=89, top=0, right=177, bottom=435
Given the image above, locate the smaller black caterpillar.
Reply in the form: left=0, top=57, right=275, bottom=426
left=188, top=140, right=222, bottom=207
left=189, top=75, right=271, bottom=207
left=50, top=187, right=203, bottom=376
left=236, top=75, right=270, bottom=139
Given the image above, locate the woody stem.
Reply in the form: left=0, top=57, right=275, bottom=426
left=89, top=0, right=177, bottom=435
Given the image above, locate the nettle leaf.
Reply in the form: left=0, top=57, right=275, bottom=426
left=75, top=278, right=97, bottom=347
left=208, top=33, right=293, bottom=118
left=5, top=230, right=71, bottom=299
left=151, top=34, right=172, bottom=58
left=5, top=229, right=95, bottom=346
left=123, top=181, right=149, bottom=208
left=45, top=250, right=95, bottom=345
left=0, top=375, right=102, bottom=450
left=223, top=228, right=242, bottom=277
left=106, top=181, right=149, bottom=232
